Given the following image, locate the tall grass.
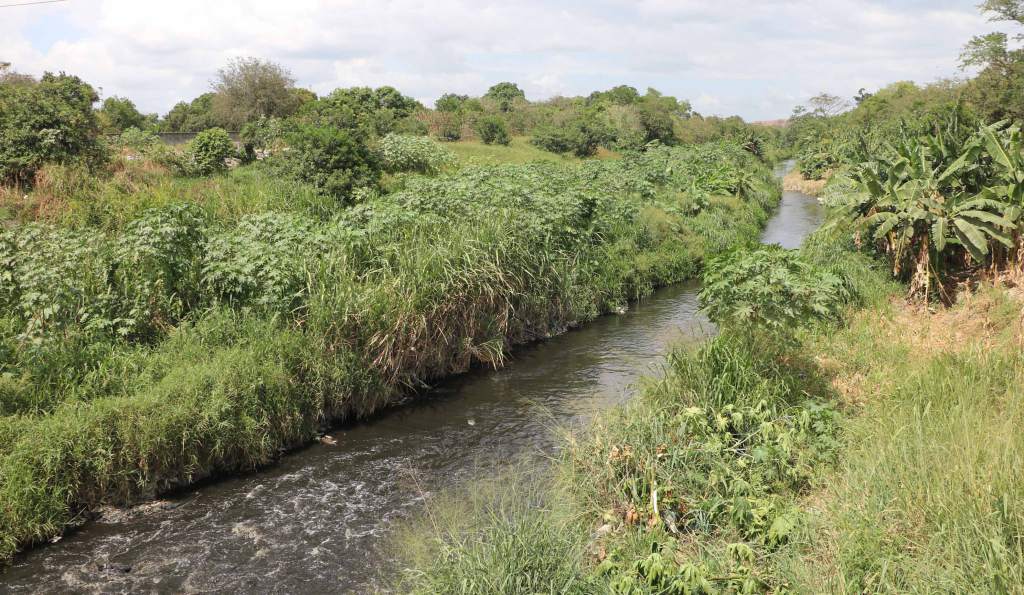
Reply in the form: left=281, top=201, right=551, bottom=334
left=0, top=142, right=779, bottom=561
left=786, top=285, right=1024, bottom=592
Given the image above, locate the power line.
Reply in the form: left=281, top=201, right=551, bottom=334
left=0, top=0, right=68, bottom=7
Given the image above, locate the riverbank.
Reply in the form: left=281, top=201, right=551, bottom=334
left=395, top=230, right=1024, bottom=592
left=0, top=142, right=780, bottom=563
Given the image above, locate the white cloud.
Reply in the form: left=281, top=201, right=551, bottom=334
left=1, top=0, right=1014, bottom=120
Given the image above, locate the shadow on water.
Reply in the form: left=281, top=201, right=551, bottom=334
left=2, top=162, right=823, bottom=594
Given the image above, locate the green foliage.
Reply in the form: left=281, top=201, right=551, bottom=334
left=274, top=123, right=380, bottom=200
left=116, top=126, right=161, bottom=153
left=161, top=93, right=220, bottom=133
left=473, top=115, right=511, bottom=145
left=588, top=85, right=642, bottom=106
left=435, top=93, right=469, bottom=112
left=0, top=142, right=780, bottom=560
left=436, top=112, right=463, bottom=141
left=484, top=82, right=526, bottom=112
left=833, top=120, right=1023, bottom=298
left=379, top=133, right=455, bottom=174
left=211, top=57, right=301, bottom=130
left=0, top=72, right=104, bottom=185
left=180, top=128, right=235, bottom=176
left=701, top=246, right=849, bottom=335
left=531, top=110, right=613, bottom=157
left=302, top=86, right=422, bottom=137
left=98, top=96, right=151, bottom=134
left=239, top=115, right=291, bottom=155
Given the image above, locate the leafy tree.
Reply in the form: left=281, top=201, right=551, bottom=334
left=436, top=112, right=463, bottom=141
left=211, top=57, right=301, bottom=130
left=588, top=85, right=641, bottom=106
left=161, top=93, right=220, bottom=132
left=0, top=71, right=104, bottom=184
left=960, top=1, right=1024, bottom=122
left=484, top=82, right=526, bottom=112
left=275, top=123, right=380, bottom=200
left=98, top=96, right=150, bottom=134
left=435, top=93, right=469, bottom=112
left=301, top=86, right=422, bottom=136
left=834, top=121, right=1022, bottom=299
left=474, top=115, right=511, bottom=145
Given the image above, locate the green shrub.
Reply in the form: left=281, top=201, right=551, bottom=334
left=275, top=123, right=380, bottom=199
left=379, top=133, right=455, bottom=174
left=117, top=126, right=161, bottom=153
left=531, top=112, right=612, bottom=157
left=473, top=116, right=511, bottom=145
left=0, top=72, right=105, bottom=185
left=700, top=246, right=848, bottom=336
left=180, top=128, right=235, bottom=176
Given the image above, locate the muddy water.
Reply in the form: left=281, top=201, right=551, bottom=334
left=2, top=162, right=823, bottom=594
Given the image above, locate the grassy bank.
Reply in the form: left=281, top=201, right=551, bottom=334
left=0, top=142, right=778, bottom=561
left=396, top=229, right=1024, bottom=593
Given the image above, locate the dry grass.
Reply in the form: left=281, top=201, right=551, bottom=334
left=783, top=169, right=828, bottom=196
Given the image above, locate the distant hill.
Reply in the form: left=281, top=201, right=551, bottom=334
left=753, top=119, right=789, bottom=128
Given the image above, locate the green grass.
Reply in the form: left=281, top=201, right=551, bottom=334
left=396, top=233, right=1024, bottom=593
left=784, top=284, right=1024, bottom=592
left=0, top=142, right=780, bottom=562
left=446, top=136, right=618, bottom=165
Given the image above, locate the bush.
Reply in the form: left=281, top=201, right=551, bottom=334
left=180, top=128, right=235, bottom=176
left=473, top=116, right=511, bottom=145
left=0, top=72, right=105, bottom=185
left=700, top=246, right=849, bottom=336
left=117, top=126, right=161, bottom=153
left=531, top=112, right=612, bottom=157
left=239, top=116, right=289, bottom=155
left=379, top=133, right=455, bottom=174
left=275, top=123, right=380, bottom=200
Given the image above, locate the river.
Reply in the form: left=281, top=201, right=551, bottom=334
left=1, top=162, right=823, bottom=594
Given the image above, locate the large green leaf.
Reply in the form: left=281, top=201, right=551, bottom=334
left=953, top=218, right=990, bottom=258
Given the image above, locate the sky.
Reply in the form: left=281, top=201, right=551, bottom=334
left=1, top=0, right=1016, bottom=121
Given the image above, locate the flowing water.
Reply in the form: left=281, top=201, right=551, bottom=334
left=2, top=162, right=823, bottom=594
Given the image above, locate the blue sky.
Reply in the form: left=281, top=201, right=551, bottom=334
left=2, top=0, right=1015, bottom=120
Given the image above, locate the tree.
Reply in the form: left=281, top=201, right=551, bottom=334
left=162, top=93, right=220, bottom=132
left=484, top=82, right=526, bottom=112
left=211, top=57, right=300, bottom=130
left=435, top=93, right=469, bottom=112
left=301, top=86, right=422, bottom=136
left=98, top=96, right=149, bottom=134
left=276, top=123, right=380, bottom=200
left=961, top=2, right=1024, bottom=122
left=0, top=72, right=104, bottom=184
left=588, top=85, right=641, bottom=106
left=806, top=93, right=850, bottom=117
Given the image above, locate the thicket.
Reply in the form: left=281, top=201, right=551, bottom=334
left=0, top=72, right=105, bottom=185
left=0, top=142, right=778, bottom=561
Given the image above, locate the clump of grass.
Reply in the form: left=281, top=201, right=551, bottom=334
left=393, top=470, right=597, bottom=594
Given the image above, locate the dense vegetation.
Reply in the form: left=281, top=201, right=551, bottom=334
left=0, top=134, right=779, bottom=560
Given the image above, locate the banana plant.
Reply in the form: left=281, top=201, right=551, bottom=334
left=837, top=122, right=1020, bottom=298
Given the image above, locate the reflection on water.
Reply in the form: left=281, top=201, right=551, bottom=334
left=2, top=163, right=823, bottom=594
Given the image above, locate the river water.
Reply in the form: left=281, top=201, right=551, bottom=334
left=1, top=162, right=823, bottom=594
